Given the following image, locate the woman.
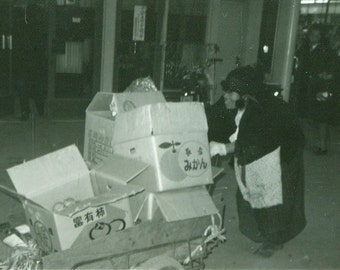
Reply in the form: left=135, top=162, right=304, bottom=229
left=210, top=66, right=306, bottom=257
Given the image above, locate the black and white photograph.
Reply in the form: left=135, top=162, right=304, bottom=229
left=0, top=0, right=339, bottom=269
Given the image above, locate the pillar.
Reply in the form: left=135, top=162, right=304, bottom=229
left=100, top=0, right=117, bottom=92
left=270, top=0, right=301, bottom=102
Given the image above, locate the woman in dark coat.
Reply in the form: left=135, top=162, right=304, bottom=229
left=209, top=66, right=306, bottom=257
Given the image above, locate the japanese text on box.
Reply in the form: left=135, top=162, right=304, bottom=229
left=72, top=206, right=107, bottom=228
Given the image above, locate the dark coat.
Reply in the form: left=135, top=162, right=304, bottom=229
left=205, top=96, right=237, bottom=143
left=234, top=93, right=306, bottom=245
left=235, top=93, right=305, bottom=165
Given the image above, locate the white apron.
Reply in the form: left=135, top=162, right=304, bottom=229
left=230, top=109, right=283, bottom=209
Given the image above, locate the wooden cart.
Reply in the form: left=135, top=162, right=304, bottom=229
left=42, top=187, right=226, bottom=270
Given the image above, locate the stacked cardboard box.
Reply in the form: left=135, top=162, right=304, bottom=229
left=84, top=91, right=166, bottom=165
left=83, top=91, right=220, bottom=222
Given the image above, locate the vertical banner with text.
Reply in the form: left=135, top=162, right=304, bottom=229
left=133, top=5, right=147, bottom=41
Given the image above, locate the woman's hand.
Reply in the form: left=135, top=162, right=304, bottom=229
left=225, top=142, right=235, bottom=154
left=209, top=141, right=227, bottom=157
left=209, top=141, right=235, bottom=157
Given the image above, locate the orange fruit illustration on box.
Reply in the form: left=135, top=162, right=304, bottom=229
left=159, top=140, right=209, bottom=181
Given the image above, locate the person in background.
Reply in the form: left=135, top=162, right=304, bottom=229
left=209, top=66, right=306, bottom=257
left=296, top=23, right=337, bottom=155
left=329, top=26, right=340, bottom=126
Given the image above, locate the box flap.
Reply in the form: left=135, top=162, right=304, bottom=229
left=0, top=185, right=42, bottom=209
left=86, top=92, right=113, bottom=112
left=212, top=166, right=224, bottom=179
left=56, top=183, right=144, bottom=217
left=154, top=186, right=218, bottom=222
left=93, top=154, right=149, bottom=185
left=6, top=145, right=89, bottom=199
left=110, top=92, right=166, bottom=116
left=113, top=102, right=208, bottom=144
left=89, top=111, right=114, bottom=119
left=86, top=91, right=166, bottom=115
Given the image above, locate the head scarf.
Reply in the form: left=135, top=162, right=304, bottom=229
left=220, top=65, right=264, bottom=97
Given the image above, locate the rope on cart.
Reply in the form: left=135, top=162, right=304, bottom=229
left=183, top=213, right=226, bottom=266
left=70, top=238, right=195, bottom=270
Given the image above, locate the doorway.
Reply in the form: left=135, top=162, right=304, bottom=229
left=0, top=0, right=48, bottom=119
left=47, top=0, right=102, bottom=119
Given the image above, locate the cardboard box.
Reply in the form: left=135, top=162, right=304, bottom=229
left=84, top=91, right=166, bottom=165
left=91, top=154, right=150, bottom=221
left=110, top=91, right=166, bottom=116
left=0, top=145, right=146, bottom=254
left=112, top=102, right=213, bottom=192
left=136, top=186, right=219, bottom=222
left=135, top=167, right=224, bottom=222
left=86, top=124, right=220, bottom=224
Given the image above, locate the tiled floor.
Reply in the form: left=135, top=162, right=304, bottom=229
left=0, top=114, right=339, bottom=269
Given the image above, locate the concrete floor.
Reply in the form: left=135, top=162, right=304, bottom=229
left=0, top=113, right=339, bottom=270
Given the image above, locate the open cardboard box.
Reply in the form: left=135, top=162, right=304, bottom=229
left=135, top=186, right=219, bottom=222
left=0, top=145, right=148, bottom=254
left=84, top=91, right=165, bottom=165
left=94, top=160, right=224, bottom=224
left=135, top=166, right=224, bottom=222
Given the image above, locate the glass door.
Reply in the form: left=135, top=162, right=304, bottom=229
left=113, top=0, right=209, bottom=101
left=47, top=0, right=101, bottom=119
left=0, top=0, right=13, bottom=117
left=54, top=1, right=96, bottom=99
left=114, top=0, right=161, bottom=92
left=164, top=0, right=209, bottom=102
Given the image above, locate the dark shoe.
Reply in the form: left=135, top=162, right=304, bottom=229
left=313, top=148, right=328, bottom=155
left=254, top=243, right=283, bottom=258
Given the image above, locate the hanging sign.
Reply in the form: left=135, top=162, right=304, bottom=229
left=133, top=5, right=147, bottom=41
